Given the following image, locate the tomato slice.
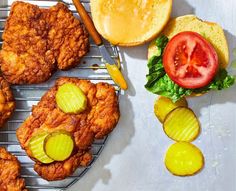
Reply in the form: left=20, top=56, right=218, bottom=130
left=163, top=31, right=219, bottom=89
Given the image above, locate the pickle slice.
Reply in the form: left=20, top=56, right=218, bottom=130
left=165, top=142, right=204, bottom=176
left=29, top=132, right=54, bottom=164
left=163, top=107, right=200, bottom=142
left=44, top=131, right=74, bottom=161
left=56, top=83, right=87, bottom=114
left=154, top=96, right=188, bottom=123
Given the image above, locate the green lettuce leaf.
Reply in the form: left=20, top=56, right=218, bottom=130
left=145, top=35, right=235, bottom=102
left=193, top=69, right=235, bottom=93
left=146, top=74, right=193, bottom=102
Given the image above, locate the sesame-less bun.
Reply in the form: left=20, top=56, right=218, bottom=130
left=148, top=15, right=229, bottom=69
left=91, top=0, right=172, bottom=46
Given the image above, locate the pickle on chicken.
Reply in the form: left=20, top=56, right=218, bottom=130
left=56, top=83, right=87, bottom=114
left=44, top=131, right=74, bottom=161
left=29, top=132, right=54, bottom=164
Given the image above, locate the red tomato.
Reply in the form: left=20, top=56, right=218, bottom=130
left=163, top=31, right=219, bottom=89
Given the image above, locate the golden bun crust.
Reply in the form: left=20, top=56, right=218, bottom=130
left=91, top=0, right=172, bottom=46
left=148, top=15, right=229, bottom=68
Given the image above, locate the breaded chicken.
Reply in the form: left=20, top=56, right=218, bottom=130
left=45, top=3, right=89, bottom=70
left=0, top=147, right=27, bottom=191
left=16, top=77, right=120, bottom=180
left=0, top=2, right=89, bottom=84
left=0, top=77, right=15, bottom=127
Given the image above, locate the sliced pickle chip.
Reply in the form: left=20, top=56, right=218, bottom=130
left=29, top=132, right=54, bottom=164
left=44, top=131, right=74, bottom=161
left=56, top=83, right=87, bottom=114
left=163, top=107, right=200, bottom=142
left=164, top=142, right=204, bottom=176
left=154, top=96, right=188, bottom=123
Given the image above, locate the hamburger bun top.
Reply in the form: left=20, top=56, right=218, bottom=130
left=91, top=0, right=172, bottom=46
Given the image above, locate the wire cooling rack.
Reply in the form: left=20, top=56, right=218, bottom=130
left=0, top=0, right=121, bottom=190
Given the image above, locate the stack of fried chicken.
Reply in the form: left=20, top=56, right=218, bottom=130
left=0, top=1, right=120, bottom=188
left=0, top=1, right=89, bottom=84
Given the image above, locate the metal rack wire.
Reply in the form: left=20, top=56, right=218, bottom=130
left=0, top=0, right=121, bottom=190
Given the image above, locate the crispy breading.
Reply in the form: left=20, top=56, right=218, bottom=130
left=0, top=2, right=55, bottom=84
left=34, top=151, right=92, bottom=181
left=0, top=2, right=89, bottom=84
left=16, top=77, right=120, bottom=180
left=0, top=147, right=27, bottom=191
left=45, top=3, right=90, bottom=70
left=0, top=77, right=15, bottom=127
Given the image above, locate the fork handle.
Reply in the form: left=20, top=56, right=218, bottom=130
left=72, top=0, right=103, bottom=46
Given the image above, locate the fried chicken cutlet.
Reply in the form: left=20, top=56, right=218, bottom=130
left=0, top=77, right=15, bottom=127
left=16, top=77, right=120, bottom=180
left=0, top=147, right=27, bottom=191
left=0, top=2, right=89, bottom=84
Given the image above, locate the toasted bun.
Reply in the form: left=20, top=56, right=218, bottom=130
left=91, top=0, right=172, bottom=46
left=148, top=15, right=229, bottom=68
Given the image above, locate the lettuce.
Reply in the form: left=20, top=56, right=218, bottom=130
left=145, top=35, right=235, bottom=102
